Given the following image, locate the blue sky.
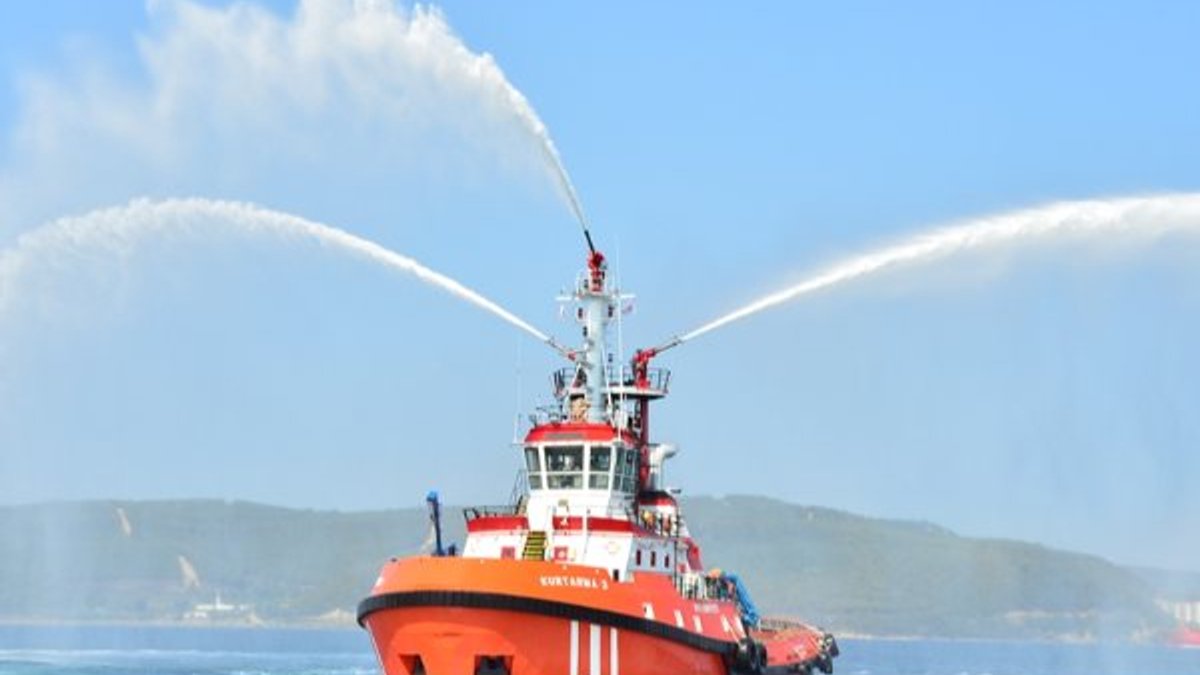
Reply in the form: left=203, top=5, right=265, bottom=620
left=1, top=1, right=1198, bottom=572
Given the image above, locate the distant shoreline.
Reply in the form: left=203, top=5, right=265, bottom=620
left=0, top=617, right=359, bottom=631
left=3, top=498, right=1192, bottom=644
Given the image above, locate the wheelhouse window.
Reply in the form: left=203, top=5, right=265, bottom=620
left=525, top=446, right=544, bottom=490
left=588, top=446, right=612, bottom=489
left=614, top=447, right=638, bottom=493
left=545, top=446, right=584, bottom=489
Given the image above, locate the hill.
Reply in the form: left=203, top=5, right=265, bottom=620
left=0, top=496, right=1177, bottom=640
left=683, top=496, right=1166, bottom=639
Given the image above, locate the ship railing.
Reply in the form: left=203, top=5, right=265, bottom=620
left=462, top=505, right=523, bottom=521
left=673, top=571, right=735, bottom=602
left=610, top=364, right=671, bottom=393
left=527, top=404, right=565, bottom=427
left=508, top=470, right=529, bottom=511
left=550, top=367, right=583, bottom=400
left=757, top=617, right=810, bottom=632
left=550, top=365, right=672, bottom=399
left=632, top=507, right=686, bottom=539
left=674, top=572, right=704, bottom=600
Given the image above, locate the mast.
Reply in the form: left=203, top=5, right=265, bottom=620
left=578, top=250, right=611, bottom=424
left=554, top=249, right=674, bottom=495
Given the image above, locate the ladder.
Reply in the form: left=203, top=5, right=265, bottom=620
left=522, top=531, right=547, bottom=561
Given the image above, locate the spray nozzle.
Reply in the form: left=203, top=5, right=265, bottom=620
left=586, top=250, right=607, bottom=291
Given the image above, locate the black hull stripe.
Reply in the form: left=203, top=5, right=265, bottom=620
left=357, top=590, right=738, bottom=657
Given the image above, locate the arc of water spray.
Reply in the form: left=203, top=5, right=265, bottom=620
left=658, top=193, right=1200, bottom=349
left=0, top=198, right=569, bottom=356
left=537, top=130, right=592, bottom=250
left=489, top=63, right=592, bottom=247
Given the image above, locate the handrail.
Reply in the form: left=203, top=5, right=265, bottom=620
left=551, top=365, right=671, bottom=398
left=508, top=469, right=529, bottom=507
left=462, top=505, right=522, bottom=521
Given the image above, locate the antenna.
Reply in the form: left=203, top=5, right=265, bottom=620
left=615, top=239, right=627, bottom=431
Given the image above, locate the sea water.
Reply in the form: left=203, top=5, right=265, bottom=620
left=0, top=625, right=1196, bottom=675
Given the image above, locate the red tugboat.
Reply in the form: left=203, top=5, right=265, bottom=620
left=1160, top=599, right=1200, bottom=647
left=358, top=249, right=838, bottom=675
left=1172, top=625, right=1200, bottom=648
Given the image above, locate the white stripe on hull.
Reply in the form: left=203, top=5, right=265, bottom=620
left=570, top=620, right=579, bottom=675
left=589, top=624, right=601, bottom=675
left=610, top=627, right=619, bottom=675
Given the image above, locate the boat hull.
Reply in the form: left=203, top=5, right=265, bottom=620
left=358, top=557, right=747, bottom=675
left=359, top=556, right=834, bottom=675
left=363, top=604, right=728, bottom=675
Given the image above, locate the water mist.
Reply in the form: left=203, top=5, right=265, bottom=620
left=0, top=198, right=553, bottom=346
left=679, top=194, right=1200, bottom=344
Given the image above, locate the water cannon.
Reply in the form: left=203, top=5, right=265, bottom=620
left=587, top=250, right=607, bottom=292
left=631, top=336, right=683, bottom=387
left=631, top=349, right=654, bottom=389
left=546, top=336, right=576, bottom=362
left=582, top=227, right=597, bottom=256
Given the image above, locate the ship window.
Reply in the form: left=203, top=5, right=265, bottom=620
left=545, top=446, right=584, bottom=489
left=546, top=446, right=582, bottom=471
left=547, top=474, right=582, bottom=489
left=651, top=551, right=657, bottom=567
left=589, top=446, right=612, bottom=471
left=587, top=446, right=612, bottom=490
left=614, top=448, right=638, bottom=493
left=525, top=447, right=543, bottom=490
left=524, top=447, right=541, bottom=471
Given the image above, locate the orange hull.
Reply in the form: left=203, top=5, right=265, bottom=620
left=365, top=606, right=726, bottom=675
left=752, top=620, right=837, bottom=673
left=359, top=557, right=833, bottom=675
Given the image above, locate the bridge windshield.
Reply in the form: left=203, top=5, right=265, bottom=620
left=525, top=443, right=635, bottom=493
left=588, top=447, right=611, bottom=488
left=545, top=446, right=584, bottom=488
left=615, top=447, right=637, bottom=493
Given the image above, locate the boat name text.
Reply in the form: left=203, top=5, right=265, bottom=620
left=539, top=575, right=609, bottom=590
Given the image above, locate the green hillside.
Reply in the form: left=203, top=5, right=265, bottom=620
left=0, top=500, right=454, bottom=623
left=683, top=496, right=1166, bottom=639
left=0, top=497, right=1176, bottom=640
